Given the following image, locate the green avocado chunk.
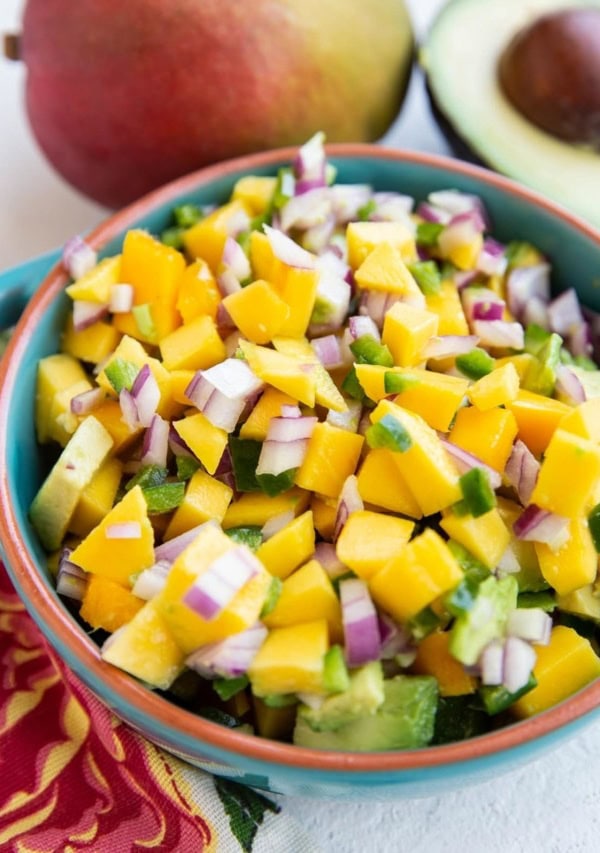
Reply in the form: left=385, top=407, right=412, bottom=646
left=450, top=575, right=518, bottom=666
left=297, top=661, right=384, bottom=733
left=293, top=675, right=438, bottom=751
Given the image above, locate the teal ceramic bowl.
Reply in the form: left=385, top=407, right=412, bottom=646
left=2, top=145, right=600, bottom=799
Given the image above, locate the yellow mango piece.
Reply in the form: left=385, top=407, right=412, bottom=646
left=169, top=369, right=196, bottom=406
left=535, top=517, right=597, bottom=596
left=256, top=511, right=315, bottom=580
left=382, top=302, right=439, bottom=366
left=412, top=631, right=476, bottom=697
left=223, top=280, right=289, bottom=344
left=311, top=495, right=338, bottom=539
left=92, top=398, right=144, bottom=454
left=557, top=585, right=600, bottom=621
left=70, top=486, right=155, bottom=585
left=356, top=448, right=423, bottom=519
left=159, top=313, right=226, bottom=371
left=114, top=230, right=185, bottom=343
left=101, top=598, right=185, bottom=690
left=164, top=469, right=233, bottom=540
left=559, top=397, right=600, bottom=443
left=336, top=510, right=414, bottom=580
left=370, top=528, right=463, bottom=622
left=440, top=508, right=511, bottom=570
left=249, top=230, right=276, bottom=282
left=272, top=336, right=347, bottom=412
left=346, top=222, right=417, bottom=269
left=223, top=488, right=310, bottom=529
left=80, top=575, right=144, bottom=633
left=239, top=387, right=297, bottom=441
left=47, top=378, right=93, bottom=447
left=248, top=619, right=329, bottom=697
left=156, top=524, right=271, bottom=651
left=295, top=423, right=364, bottom=499
left=506, top=390, right=571, bottom=458
left=468, top=362, right=520, bottom=411
left=232, top=175, right=277, bottom=215
left=271, top=267, right=319, bottom=339
left=183, top=199, right=251, bottom=272
left=69, top=457, right=123, bottom=538
left=172, top=412, right=228, bottom=476
left=531, top=428, right=600, bottom=518
left=370, top=400, right=461, bottom=515
left=61, top=314, right=121, bottom=365
left=512, top=626, right=600, bottom=718
left=264, top=559, right=343, bottom=642
left=65, top=255, right=122, bottom=302
left=495, top=353, right=538, bottom=383
left=354, top=242, right=424, bottom=302
left=176, top=259, right=221, bottom=324
left=426, top=281, right=469, bottom=336
left=448, top=405, right=518, bottom=472
left=36, top=353, right=88, bottom=444
left=438, top=230, right=484, bottom=271
left=238, top=339, right=316, bottom=407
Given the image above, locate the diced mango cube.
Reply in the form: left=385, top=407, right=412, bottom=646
left=559, top=398, right=600, bottom=443
left=438, top=228, right=483, bottom=271
left=440, top=508, right=511, bottom=570
left=256, top=511, right=315, bottom=579
left=336, top=510, right=414, bottom=580
left=232, top=175, right=277, bottom=215
left=239, top=387, right=297, bottom=441
left=81, top=575, right=144, bottom=633
left=61, top=315, right=121, bottom=365
left=223, top=280, right=289, bottom=344
left=412, top=631, right=476, bottom=697
left=238, top=340, right=316, bottom=407
left=248, top=619, right=329, bottom=697
left=531, top=428, right=600, bottom=518
left=346, top=222, right=417, bottom=269
left=468, top=362, right=520, bottom=411
left=65, top=255, right=122, bottom=302
left=382, top=302, right=439, bottom=366
left=448, top=405, right=518, bottom=472
left=272, top=336, right=347, bottom=413
left=223, top=488, right=310, bottom=529
left=506, top=390, right=571, bottom=457
left=176, top=259, right=221, bottom=324
left=356, top=448, right=422, bottom=519
left=183, top=200, right=251, bottom=273
left=47, top=378, right=93, bottom=447
left=159, top=314, right=226, bottom=371
left=270, top=267, right=319, bottom=339
left=370, top=529, right=463, bottom=622
left=264, top=559, right=343, bottom=642
left=69, top=457, right=123, bottom=538
left=164, top=469, right=233, bottom=540
left=295, top=423, right=364, bottom=499
left=512, top=626, right=600, bottom=718
left=92, top=398, right=144, bottom=454
left=101, top=599, right=185, bottom=690
left=354, top=242, right=424, bottom=302
left=172, top=412, right=228, bottom=475
left=169, top=369, right=196, bottom=406
left=425, top=281, right=469, bottom=335
left=535, top=517, right=597, bottom=596
left=36, top=353, right=88, bottom=444
left=310, top=495, right=338, bottom=539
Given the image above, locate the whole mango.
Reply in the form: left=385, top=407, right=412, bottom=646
left=12, top=0, right=414, bottom=208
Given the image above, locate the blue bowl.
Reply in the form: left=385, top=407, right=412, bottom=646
left=2, top=144, right=600, bottom=798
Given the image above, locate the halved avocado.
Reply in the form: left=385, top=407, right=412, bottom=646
left=421, top=0, right=600, bottom=228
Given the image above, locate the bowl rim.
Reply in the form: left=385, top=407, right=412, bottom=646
left=2, top=142, right=600, bottom=775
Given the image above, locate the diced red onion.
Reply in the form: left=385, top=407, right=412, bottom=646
left=334, top=475, right=363, bottom=542
left=377, top=611, right=415, bottom=662
left=502, top=635, right=537, bottom=694
left=263, top=224, right=316, bottom=269
left=358, top=290, right=402, bottom=330
left=70, top=387, right=105, bottom=415
left=507, top=608, right=552, bottom=646
left=73, top=300, right=109, bottom=332
left=513, top=504, right=569, bottom=545
left=438, top=215, right=482, bottom=260
left=186, top=359, right=263, bottom=433
left=132, top=560, right=171, bottom=600
left=293, top=131, right=327, bottom=193
left=506, top=264, right=551, bottom=321
left=279, top=187, right=332, bottom=232
left=521, top=297, right=549, bottom=330
left=439, top=437, right=502, bottom=489
left=340, top=578, right=381, bottom=667
left=261, top=510, right=295, bottom=541
left=63, top=235, right=97, bottom=280
left=568, top=322, right=593, bottom=359
left=183, top=546, right=261, bottom=621
left=428, top=190, right=490, bottom=228
left=105, top=521, right=142, bottom=540
left=119, top=388, right=139, bottom=430
left=311, top=270, right=351, bottom=333
left=255, top=438, right=309, bottom=476
left=315, top=246, right=350, bottom=280
left=109, top=284, right=134, bottom=313
left=479, top=639, right=504, bottom=686
left=168, top=426, right=195, bottom=458
left=348, top=314, right=380, bottom=342
left=462, top=287, right=505, bottom=324
left=472, top=320, right=524, bottom=350
left=547, top=288, right=584, bottom=337
left=423, top=334, right=479, bottom=360
left=221, top=236, right=251, bottom=281
left=267, top=415, right=317, bottom=443
left=223, top=330, right=243, bottom=359
left=225, top=206, right=251, bottom=239
left=330, top=184, right=373, bottom=223
left=279, top=405, right=302, bottom=419
left=371, top=192, right=415, bottom=224
left=216, top=302, right=236, bottom=332
left=141, top=414, right=170, bottom=468
left=476, top=238, right=507, bottom=277
left=213, top=446, right=236, bottom=491
left=327, top=399, right=362, bottom=433
left=496, top=545, right=521, bottom=576
left=131, top=364, right=161, bottom=428
left=155, top=521, right=218, bottom=563
left=314, top=542, right=348, bottom=579
left=555, top=364, right=586, bottom=406
left=311, top=335, right=344, bottom=370
left=302, top=214, right=336, bottom=255
left=504, top=440, right=540, bottom=506
left=217, top=268, right=242, bottom=297
left=417, top=201, right=451, bottom=225
left=186, top=622, right=268, bottom=679
left=454, top=270, right=480, bottom=290
left=56, top=549, right=88, bottom=601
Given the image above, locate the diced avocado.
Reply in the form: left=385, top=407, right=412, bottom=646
left=432, top=695, right=490, bottom=745
left=523, top=329, right=562, bottom=397
left=298, top=661, right=384, bottom=732
left=450, top=575, right=518, bottom=666
left=30, top=416, right=114, bottom=551
left=557, top=585, right=600, bottom=623
left=322, top=645, right=351, bottom=694
left=293, top=675, right=438, bottom=751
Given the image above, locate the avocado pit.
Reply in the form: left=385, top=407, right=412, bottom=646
left=498, top=8, right=600, bottom=148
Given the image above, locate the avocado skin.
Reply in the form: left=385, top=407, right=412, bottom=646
left=424, top=78, right=487, bottom=169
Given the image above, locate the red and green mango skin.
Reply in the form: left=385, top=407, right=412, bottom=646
left=21, top=0, right=413, bottom=207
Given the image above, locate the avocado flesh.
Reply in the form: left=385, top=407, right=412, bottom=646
left=422, top=0, right=600, bottom=229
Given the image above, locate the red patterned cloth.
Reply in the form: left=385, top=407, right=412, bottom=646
left=0, top=562, right=316, bottom=852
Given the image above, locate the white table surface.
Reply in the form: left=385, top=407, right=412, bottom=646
left=1, top=1, right=599, bottom=850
